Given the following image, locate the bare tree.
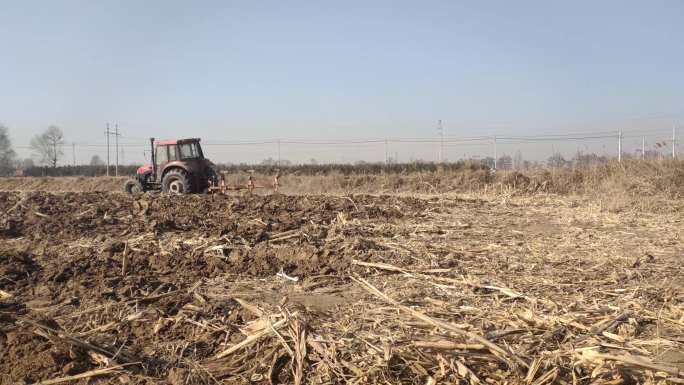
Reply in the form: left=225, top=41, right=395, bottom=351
left=513, top=150, right=524, bottom=170
left=90, top=154, right=105, bottom=166
left=31, top=125, right=64, bottom=167
left=481, top=157, right=495, bottom=169
left=0, top=124, right=16, bottom=176
left=547, top=152, right=566, bottom=168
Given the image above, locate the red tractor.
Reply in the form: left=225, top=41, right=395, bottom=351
left=124, top=138, right=218, bottom=194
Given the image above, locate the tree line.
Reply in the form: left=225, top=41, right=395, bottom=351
left=0, top=123, right=669, bottom=177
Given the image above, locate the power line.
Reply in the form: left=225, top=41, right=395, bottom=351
left=12, top=127, right=679, bottom=165
left=16, top=133, right=678, bottom=148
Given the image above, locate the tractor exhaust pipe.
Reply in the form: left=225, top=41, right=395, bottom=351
left=150, top=137, right=156, bottom=182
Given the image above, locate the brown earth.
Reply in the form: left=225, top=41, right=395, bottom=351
left=1, top=191, right=683, bottom=384
left=0, top=177, right=125, bottom=192
left=0, top=192, right=432, bottom=383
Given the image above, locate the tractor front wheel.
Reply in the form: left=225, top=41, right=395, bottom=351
left=124, top=179, right=144, bottom=194
left=162, top=169, right=192, bottom=194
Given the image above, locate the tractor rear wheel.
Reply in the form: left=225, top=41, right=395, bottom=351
left=124, top=179, right=143, bottom=194
left=162, top=169, right=192, bottom=194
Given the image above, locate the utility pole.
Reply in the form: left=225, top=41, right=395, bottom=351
left=72, top=143, right=76, bottom=166
left=115, top=123, right=119, bottom=176
left=493, top=135, right=497, bottom=170
left=104, top=123, right=121, bottom=175
left=384, top=139, right=388, bottom=165
left=437, top=120, right=444, bottom=163
left=277, top=138, right=281, bottom=167
left=673, top=125, right=677, bottom=159
left=642, top=136, right=645, bottom=160
left=617, top=128, right=622, bottom=163
left=105, top=123, right=110, bottom=176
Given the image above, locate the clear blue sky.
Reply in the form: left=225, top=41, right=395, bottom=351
left=1, top=0, right=682, bottom=164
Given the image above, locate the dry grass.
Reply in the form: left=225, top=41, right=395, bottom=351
left=2, top=160, right=682, bottom=197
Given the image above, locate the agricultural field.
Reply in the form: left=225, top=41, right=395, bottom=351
left=0, top=170, right=683, bottom=384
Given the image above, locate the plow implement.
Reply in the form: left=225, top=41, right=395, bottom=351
left=208, top=171, right=280, bottom=194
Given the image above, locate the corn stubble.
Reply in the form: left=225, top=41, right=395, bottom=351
left=0, top=164, right=683, bottom=384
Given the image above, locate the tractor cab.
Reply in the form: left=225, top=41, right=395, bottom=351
left=154, top=139, right=205, bottom=176
left=125, top=137, right=217, bottom=194
left=155, top=139, right=204, bottom=166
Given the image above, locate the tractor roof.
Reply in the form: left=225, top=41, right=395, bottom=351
left=157, top=138, right=201, bottom=145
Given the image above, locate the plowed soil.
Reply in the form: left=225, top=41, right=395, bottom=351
left=0, top=177, right=125, bottom=192
left=1, top=191, right=683, bottom=384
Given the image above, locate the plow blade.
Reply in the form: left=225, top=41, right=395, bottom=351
left=208, top=171, right=280, bottom=194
